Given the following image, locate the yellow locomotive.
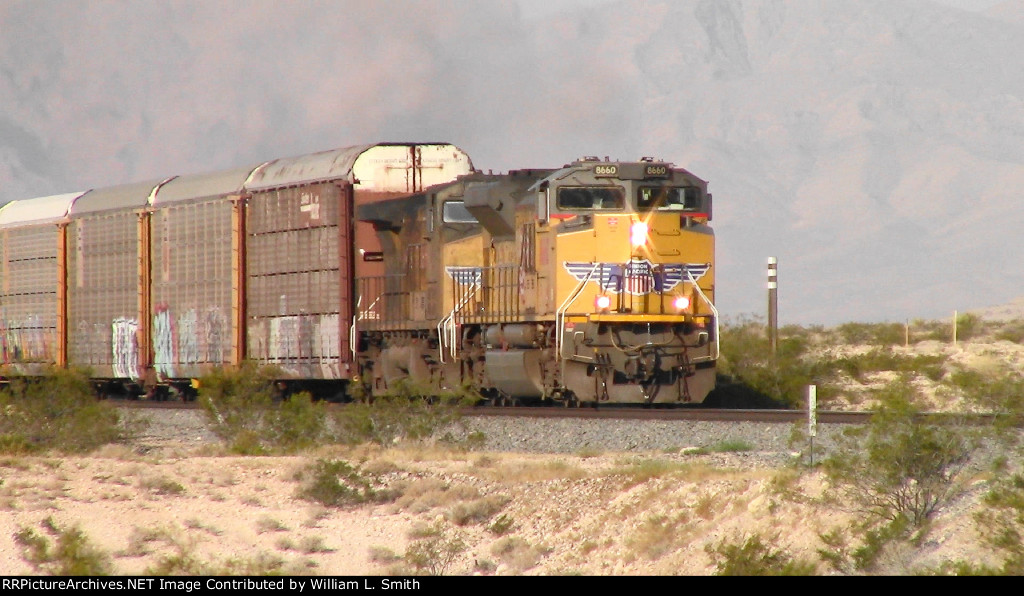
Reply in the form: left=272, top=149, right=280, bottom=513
left=354, top=156, right=717, bottom=406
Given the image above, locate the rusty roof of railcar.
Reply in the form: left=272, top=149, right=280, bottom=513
left=0, top=191, right=89, bottom=228
left=152, top=164, right=264, bottom=206
left=69, top=178, right=170, bottom=216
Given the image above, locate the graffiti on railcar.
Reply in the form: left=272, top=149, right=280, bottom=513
left=177, top=307, right=227, bottom=364
left=0, top=315, right=51, bottom=362
left=153, top=305, right=176, bottom=378
left=75, top=321, right=110, bottom=366
left=246, top=313, right=341, bottom=377
left=269, top=315, right=314, bottom=361
left=202, top=307, right=227, bottom=363
left=317, top=314, right=340, bottom=360
left=112, top=317, right=139, bottom=379
left=153, top=304, right=228, bottom=378
left=177, top=309, right=200, bottom=365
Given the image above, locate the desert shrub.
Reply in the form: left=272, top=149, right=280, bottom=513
left=969, top=471, right=1024, bottom=575
left=146, top=544, right=291, bottom=575
left=489, top=535, right=548, bottom=573
left=835, top=322, right=906, bottom=346
left=824, top=378, right=973, bottom=529
left=993, top=319, right=1024, bottom=343
left=706, top=532, right=816, bottom=576
left=255, top=516, right=289, bottom=534
left=264, top=391, right=327, bottom=450
left=295, top=458, right=397, bottom=507
left=404, top=521, right=467, bottom=576
left=139, top=476, right=186, bottom=496
left=908, top=318, right=954, bottom=343
left=487, top=514, right=515, bottom=536
left=954, top=312, right=986, bottom=341
left=710, top=439, right=754, bottom=453
left=834, top=349, right=947, bottom=383
left=331, top=379, right=470, bottom=446
left=368, top=546, right=403, bottom=564
left=198, top=363, right=327, bottom=454
left=610, top=457, right=690, bottom=486
left=891, top=313, right=984, bottom=344
left=714, top=316, right=830, bottom=407
left=0, top=368, right=126, bottom=454
left=15, top=517, right=112, bottom=576
left=944, top=368, right=1024, bottom=438
left=626, top=513, right=690, bottom=560
left=444, top=495, right=509, bottom=526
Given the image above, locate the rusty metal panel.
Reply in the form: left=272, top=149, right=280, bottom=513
left=66, top=212, right=140, bottom=379
left=0, top=191, right=85, bottom=228
left=245, top=182, right=347, bottom=379
left=149, top=200, right=233, bottom=379
left=0, top=224, right=61, bottom=373
left=69, top=179, right=163, bottom=216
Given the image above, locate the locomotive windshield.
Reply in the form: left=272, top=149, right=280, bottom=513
left=442, top=200, right=478, bottom=223
left=556, top=186, right=625, bottom=210
left=636, top=186, right=701, bottom=211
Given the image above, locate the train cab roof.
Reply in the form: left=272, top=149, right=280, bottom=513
left=529, top=156, right=707, bottom=190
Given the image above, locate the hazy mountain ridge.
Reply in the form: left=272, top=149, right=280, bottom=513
left=0, top=0, right=1021, bottom=326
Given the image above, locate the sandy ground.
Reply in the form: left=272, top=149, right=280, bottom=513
left=0, top=438, right=1007, bottom=576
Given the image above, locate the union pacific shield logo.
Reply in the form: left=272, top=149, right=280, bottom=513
left=563, top=260, right=710, bottom=296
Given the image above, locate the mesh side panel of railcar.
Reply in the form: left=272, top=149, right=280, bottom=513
left=245, top=182, right=346, bottom=379
left=0, top=226, right=60, bottom=372
left=66, top=213, right=139, bottom=379
left=151, top=200, right=233, bottom=379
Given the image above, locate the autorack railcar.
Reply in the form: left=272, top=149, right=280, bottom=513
left=0, top=143, right=474, bottom=398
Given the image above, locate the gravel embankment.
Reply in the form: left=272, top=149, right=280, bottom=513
left=127, top=407, right=846, bottom=461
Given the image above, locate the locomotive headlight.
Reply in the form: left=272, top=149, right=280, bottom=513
left=673, top=295, right=691, bottom=311
left=595, top=295, right=612, bottom=311
left=630, top=221, right=648, bottom=247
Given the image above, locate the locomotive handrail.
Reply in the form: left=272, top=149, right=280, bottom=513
left=350, top=298, right=358, bottom=362
left=437, top=279, right=481, bottom=364
left=686, top=269, right=719, bottom=362
left=351, top=294, right=383, bottom=362
left=357, top=295, right=382, bottom=321
left=555, top=262, right=598, bottom=365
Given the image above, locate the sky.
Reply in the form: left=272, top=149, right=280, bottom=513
left=518, top=0, right=1008, bottom=17
left=1, top=0, right=1022, bottom=327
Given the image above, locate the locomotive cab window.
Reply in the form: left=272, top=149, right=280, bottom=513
left=556, top=187, right=624, bottom=210
left=442, top=201, right=478, bottom=224
left=636, top=186, right=701, bottom=211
